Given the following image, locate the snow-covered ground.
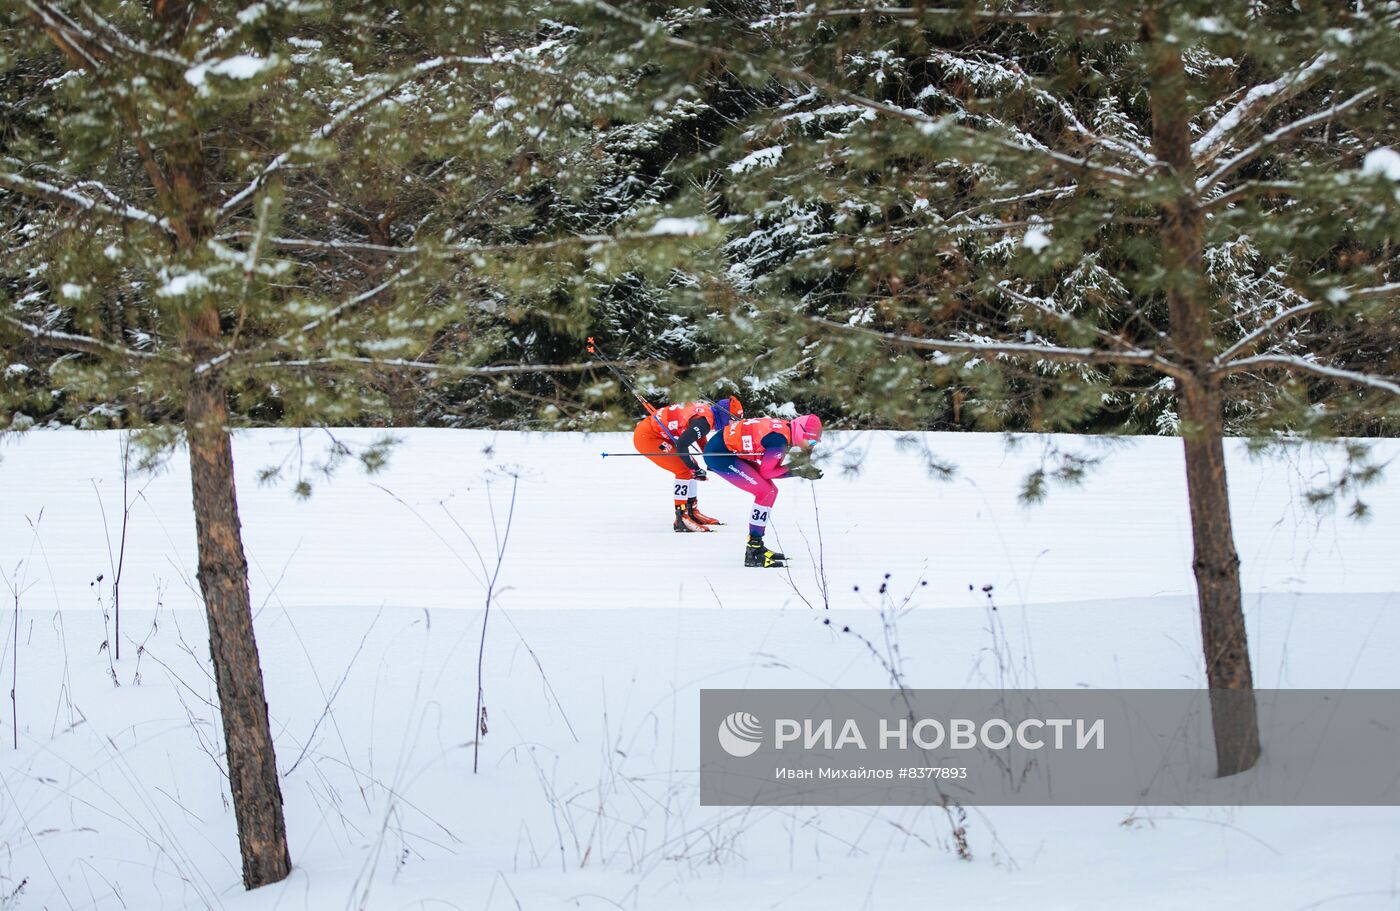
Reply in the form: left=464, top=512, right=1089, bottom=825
left=2, top=429, right=1399, bottom=910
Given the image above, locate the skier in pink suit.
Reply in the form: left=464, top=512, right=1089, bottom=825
left=703, top=413, right=823, bottom=568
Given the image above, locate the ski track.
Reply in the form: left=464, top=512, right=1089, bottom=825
left=2, top=428, right=1398, bottom=613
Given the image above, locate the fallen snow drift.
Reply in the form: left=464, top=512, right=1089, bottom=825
left=1, top=429, right=1398, bottom=910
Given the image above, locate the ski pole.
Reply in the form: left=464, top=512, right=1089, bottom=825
left=587, top=335, right=698, bottom=458
left=587, top=336, right=661, bottom=420
left=601, top=451, right=743, bottom=458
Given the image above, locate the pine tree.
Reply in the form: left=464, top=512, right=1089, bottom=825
left=0, top=0, right=712, bottom=885
left=587, top=0, right=1400, bottom=775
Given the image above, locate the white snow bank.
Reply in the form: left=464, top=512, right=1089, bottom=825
left=2, top=429, right=1399, bottom=909
left=2, top=599, right=1398, bottom=911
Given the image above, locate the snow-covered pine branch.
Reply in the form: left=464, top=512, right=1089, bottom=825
left=239, top=357, right=604, bottom=376
left=1191, top=53, right=1334, bottom=168
left=1199, top=179, right=1305, bottom=212
left=749, top=6, right=1121, bottom=29
left=1198, top=87, right=1380, bottom=191
left=1214, top=280, right=1400, bottom=384
left=217, top=54, right=501, bottom=223
left=192, top=266, right=418, bottom=375
left=930, top=50, right=1154, bottom=167
left=810, top=317, right=1184, bottom=375
left=2, top=313, right=170, bottom=362
left=586, top=0, right=1139, bottom=186
left=217, top=235, right=426, bottom=257
left=1217, top=354, right=1400, bottom=397
left=992, top=282, right=1156, bottom=362
left=60, top=0, right=190, bottom=67
left=218, top=226, right=717, bottom=261
left=941, top=185, right=1080, bottom=224
left=22, top=0, right=109, bottom=69
left=1215, top=297, right=1331, bottom=364
left=0, top=170, right=173, bottom=233
left=1349, top=282, right=1400, bottom=301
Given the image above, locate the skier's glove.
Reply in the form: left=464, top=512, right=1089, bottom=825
left=789, top=463, right=824, bottom=480
left=692, top=467, right=708, bottom=481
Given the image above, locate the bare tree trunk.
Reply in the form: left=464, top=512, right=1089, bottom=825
left=186, top=309, right=292, bottom=887
left=1146, top=9, right=1260, bottom=776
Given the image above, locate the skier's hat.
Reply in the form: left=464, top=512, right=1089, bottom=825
left=713, top=394, right=743, bottom=420
left=792, top=414, right=822, bottom=446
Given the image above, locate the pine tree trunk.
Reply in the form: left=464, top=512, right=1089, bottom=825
left=385, top=372, right=419, bottom=428
left=1146, top=9, right=1260, bottom=777
left=31, top=3, right=294, bottom=884
left=1177, top=379, right=1260, bottom=775
left=185, top=315, right=292, bottom=887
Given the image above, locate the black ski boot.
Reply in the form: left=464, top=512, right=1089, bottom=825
left=675, top=504, right=709, bottom=533
left=744, top=535, right=785, bottom=567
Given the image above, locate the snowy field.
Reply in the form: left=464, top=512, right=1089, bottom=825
left=2, top=428, right=1399, bottom=910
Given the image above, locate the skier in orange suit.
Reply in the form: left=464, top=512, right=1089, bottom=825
left=633, top=395, right=744, bottom=532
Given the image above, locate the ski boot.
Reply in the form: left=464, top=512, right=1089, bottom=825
left=744, top=536, right=786, bottom=567
left=686, top=497, right=723, bottom=526
left=675, top=504, right=711, bottom=533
